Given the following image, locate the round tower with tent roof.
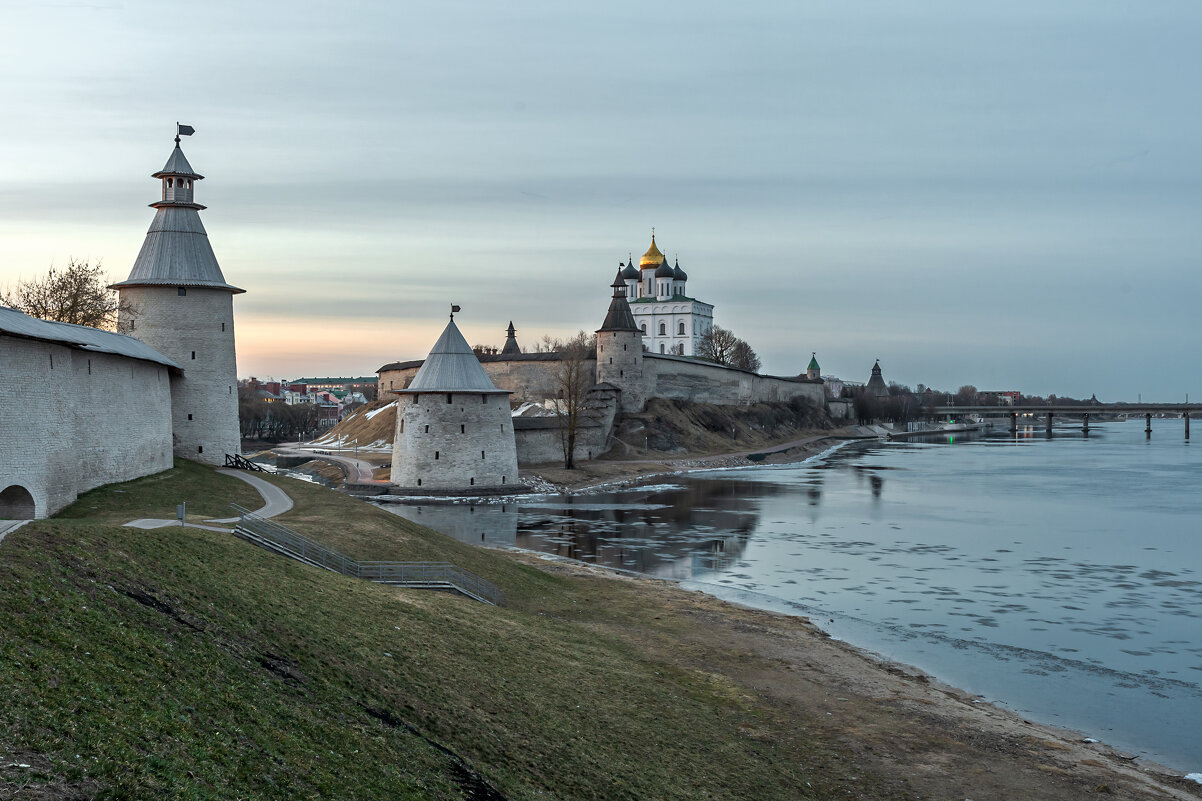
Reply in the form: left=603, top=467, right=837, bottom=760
left=110, top=126, right=243, bottom=464
left=389, top=308, right=519, bottom=491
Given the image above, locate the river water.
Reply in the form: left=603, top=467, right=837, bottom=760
left=380, top=420, right=1202, bottom=770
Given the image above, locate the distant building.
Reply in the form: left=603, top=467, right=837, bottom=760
left=622, top=233, right=715, bottom=356
left=866, top=360, right=889, bottom=397
left=292, top=376, right=378, bottom=393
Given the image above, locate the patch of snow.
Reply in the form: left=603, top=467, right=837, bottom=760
left=512, top=401, right=556, bottom=418
left=1185, top=773, right=1202, bottom=785
left=365, top=401, right=397, bottom=421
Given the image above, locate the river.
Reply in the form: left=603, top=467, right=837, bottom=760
left=379, top=419, right=1202, bottom=771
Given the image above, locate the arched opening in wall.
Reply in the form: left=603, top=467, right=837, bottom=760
left=659, top=323, right=666, bottom=335
left=678, top=322, right=686, bottom=335
left=0, top=485, right=36, bottom=519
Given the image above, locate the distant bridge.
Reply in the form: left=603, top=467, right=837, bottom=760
left=929, top=403, right=1200, bottom=439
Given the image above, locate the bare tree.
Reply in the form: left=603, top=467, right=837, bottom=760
left=730, top=339, right=761, bottom=372
left=1, top=259, right=134, bottom=331
left=698, top=325, right=761, bottom=372
left=551, top=330, right=594, bottom=469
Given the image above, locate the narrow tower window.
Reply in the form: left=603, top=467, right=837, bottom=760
left=178, top=287, right=187, bottom=296
left=481, top=450, right=485, bottom=459
left=191, top=352, right=196, bottom=360
left=460, top=424, right=465, bottom=433
left=424, top=425, right=429, bottom=433
left=435, top=451, right=439, bottom=460
left=446, top=393, right=453, bottom=404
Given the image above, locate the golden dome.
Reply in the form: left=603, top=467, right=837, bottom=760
left=639, top=233, right=665, bottom=269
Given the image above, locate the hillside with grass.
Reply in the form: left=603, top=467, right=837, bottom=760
left=0, top=461, right=847, bottom=800
left=4, top=461, right=1190, bottom=800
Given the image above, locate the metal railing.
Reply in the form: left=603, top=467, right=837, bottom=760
left=230, top=504, right=503, bottom=606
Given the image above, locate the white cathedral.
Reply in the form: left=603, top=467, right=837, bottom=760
left=618, top=233, right=714, bottom=356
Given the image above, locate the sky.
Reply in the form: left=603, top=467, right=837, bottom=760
left=1, top=0, right=1199, bottom=400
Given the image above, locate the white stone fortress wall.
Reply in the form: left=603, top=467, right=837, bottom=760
left=0, top=335, right=172, bottom=518
left=119, top=286, right=240, bottom=463
left=390, top=391, right=519, bottom=490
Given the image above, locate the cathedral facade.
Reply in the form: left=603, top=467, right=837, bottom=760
left=619, top=233, right=714, bottom=356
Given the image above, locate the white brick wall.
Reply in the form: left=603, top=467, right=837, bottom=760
left=119, top=286, right=240, bottom=464
left=390, top=392, right=519, bottom=490
left=0, top=335, right=173, bottom=518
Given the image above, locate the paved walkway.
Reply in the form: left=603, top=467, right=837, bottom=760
left=122, top=469, right=294, bottom=531
left=0, top=519, right=31, bottom=547
left=274, top=443, right=386, bottom=484
left=207, top=469, right=293, bottom=522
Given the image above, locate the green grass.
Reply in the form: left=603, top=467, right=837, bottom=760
left=1, top=467, right=852, bottom=800
left=55, top=458, right=262, bottom=525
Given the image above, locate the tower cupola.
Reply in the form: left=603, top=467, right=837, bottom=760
left=807, top=352, right=821, bottom=380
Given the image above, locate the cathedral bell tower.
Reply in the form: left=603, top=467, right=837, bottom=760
left=110, top=126, right=243, bottom=464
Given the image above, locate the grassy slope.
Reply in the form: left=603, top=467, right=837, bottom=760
left=1, top=463, right=856, bottom=800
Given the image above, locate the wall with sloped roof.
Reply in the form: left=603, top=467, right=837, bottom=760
left=0, top=334, right=173, bottom=518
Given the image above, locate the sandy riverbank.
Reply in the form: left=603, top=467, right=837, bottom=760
left=506, top=548, right=1202, bottom=799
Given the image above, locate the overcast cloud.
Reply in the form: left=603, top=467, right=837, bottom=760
left=1, top=0, right=1199, bottom=398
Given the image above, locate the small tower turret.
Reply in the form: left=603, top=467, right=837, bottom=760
left=807, top=352, right=821, bottom=381
left=110, top=126, right=242, bottom=464
left=501, top=321, right=521, bottom=356
left=866, top=360, right=889, bottom=397
left=596, top=269, right=646, bottom=413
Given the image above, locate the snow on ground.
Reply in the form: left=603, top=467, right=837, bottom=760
left=365, top=401, right=397, bottom=420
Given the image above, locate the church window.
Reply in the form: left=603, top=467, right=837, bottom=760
left=178, top=287, right=187, bottom=296
left=229, top=386, right=232, bottom=394
left=659, top=344, right=665, bottom=353
left=609, top=358, right=612, bottom=364
left=482, top=394, right=488, bottom=404
left=659, top=323, right=666, bottom=335
left=424, top=425, right=429, bottom=433
left=188, top=414, right=193, bottom=420
left=640, top=323, right=646, bottom=333
left=417, top=478, right=421, bottom=486
left=198, top=446, right=203, bottom=454
left=446, top=393, right=453, bottom=404
left=623, top=344, right=627, bottom=351
left=678, top=322, right=686, bottom=335
left=460, top=424, right=465, bottom=433
left=470, top=478, right=474, bottom=486
left=502, top=475, right=506, bottom=484
left=435, top=451, right=439, bottom=460
left=481, top=450, right=485, bottom=459
left=167, top=178, right=173, bottom=188
left=191, top=351, right=196, bottom=360
left=619, top=370, right=623, bottom=377
left=221, top=322, right=225, bottom=331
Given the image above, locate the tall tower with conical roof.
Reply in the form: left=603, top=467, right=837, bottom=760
left=596, top=267, right=646, bottom=413
left=390, top=312, right=519, bottom=491
left=111, top=131, right=243, bottom=464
